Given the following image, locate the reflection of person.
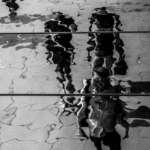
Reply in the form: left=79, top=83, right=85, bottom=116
left=44, top=12, right=76, bottom=81
left=89, top=7, right=121, bottom=31
left=89, top=7, right=128, bottom=75
left=88, top=96, right=129, bottom=139
left=90, top=129, right=121, bottom=150
left=76, top=67, right=129, bottom=140
left=4, top=0, right=19, bottom=17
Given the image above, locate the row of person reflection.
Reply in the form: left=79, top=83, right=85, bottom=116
left=44, top=8, right=150, bottom=150
left=2, top=3, right=150, bottom=150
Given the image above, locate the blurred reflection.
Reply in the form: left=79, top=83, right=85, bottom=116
left=2, top=0, right=19, bottom=17
left=44, top=12, right=77, bottom=96
left=0, top=1, right=150, bottom=150
left=90, top=129, right=121, bottom=150
left=44, top=13, right=78, bottom=134
left=75, top=7, right=129, bottom=150
left=87, top=7, right=128, bottom=75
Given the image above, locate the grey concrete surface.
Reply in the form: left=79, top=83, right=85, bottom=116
left=0, top=0, right=150, bottom=150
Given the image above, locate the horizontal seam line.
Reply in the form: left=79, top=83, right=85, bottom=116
left=0, top=31, right=150, bottom=34
left=0, top=94, right=148, bottom=96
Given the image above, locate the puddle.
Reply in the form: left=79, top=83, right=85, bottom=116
left=0, top=1, right=150, bottom=150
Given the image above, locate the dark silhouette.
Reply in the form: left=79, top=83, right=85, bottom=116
left=75, top=7, right=129, bottom=150
left=90, top=129, right=121, bottom=150
left=75, top=74, right=129, bottom=140
left=88, top=7, right=128, bottom=76
left=2, top=0, right=19, bottom=17
left=44, top=12, right=77, bottom=84
left=44, top=12, right=78, bottom=120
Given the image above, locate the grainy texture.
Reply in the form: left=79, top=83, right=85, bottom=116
left=0, top=0, right=150, bottom=150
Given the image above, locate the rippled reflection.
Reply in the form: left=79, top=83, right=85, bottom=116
left=42, top=6, right=150, bottom=150
left=2, top=0, right=19, bottom=17
left=0, top=1, right=150, bottom=150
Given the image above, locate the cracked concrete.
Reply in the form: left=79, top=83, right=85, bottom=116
left=0, top=0, right=150, bottom=150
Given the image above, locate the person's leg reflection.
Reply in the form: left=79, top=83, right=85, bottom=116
left=90, top=136, right=103, bottom=150
left=102, top=129, right=121, bottom=150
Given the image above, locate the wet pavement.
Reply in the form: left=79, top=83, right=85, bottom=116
left=0, top=0, right=150, bottom=150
